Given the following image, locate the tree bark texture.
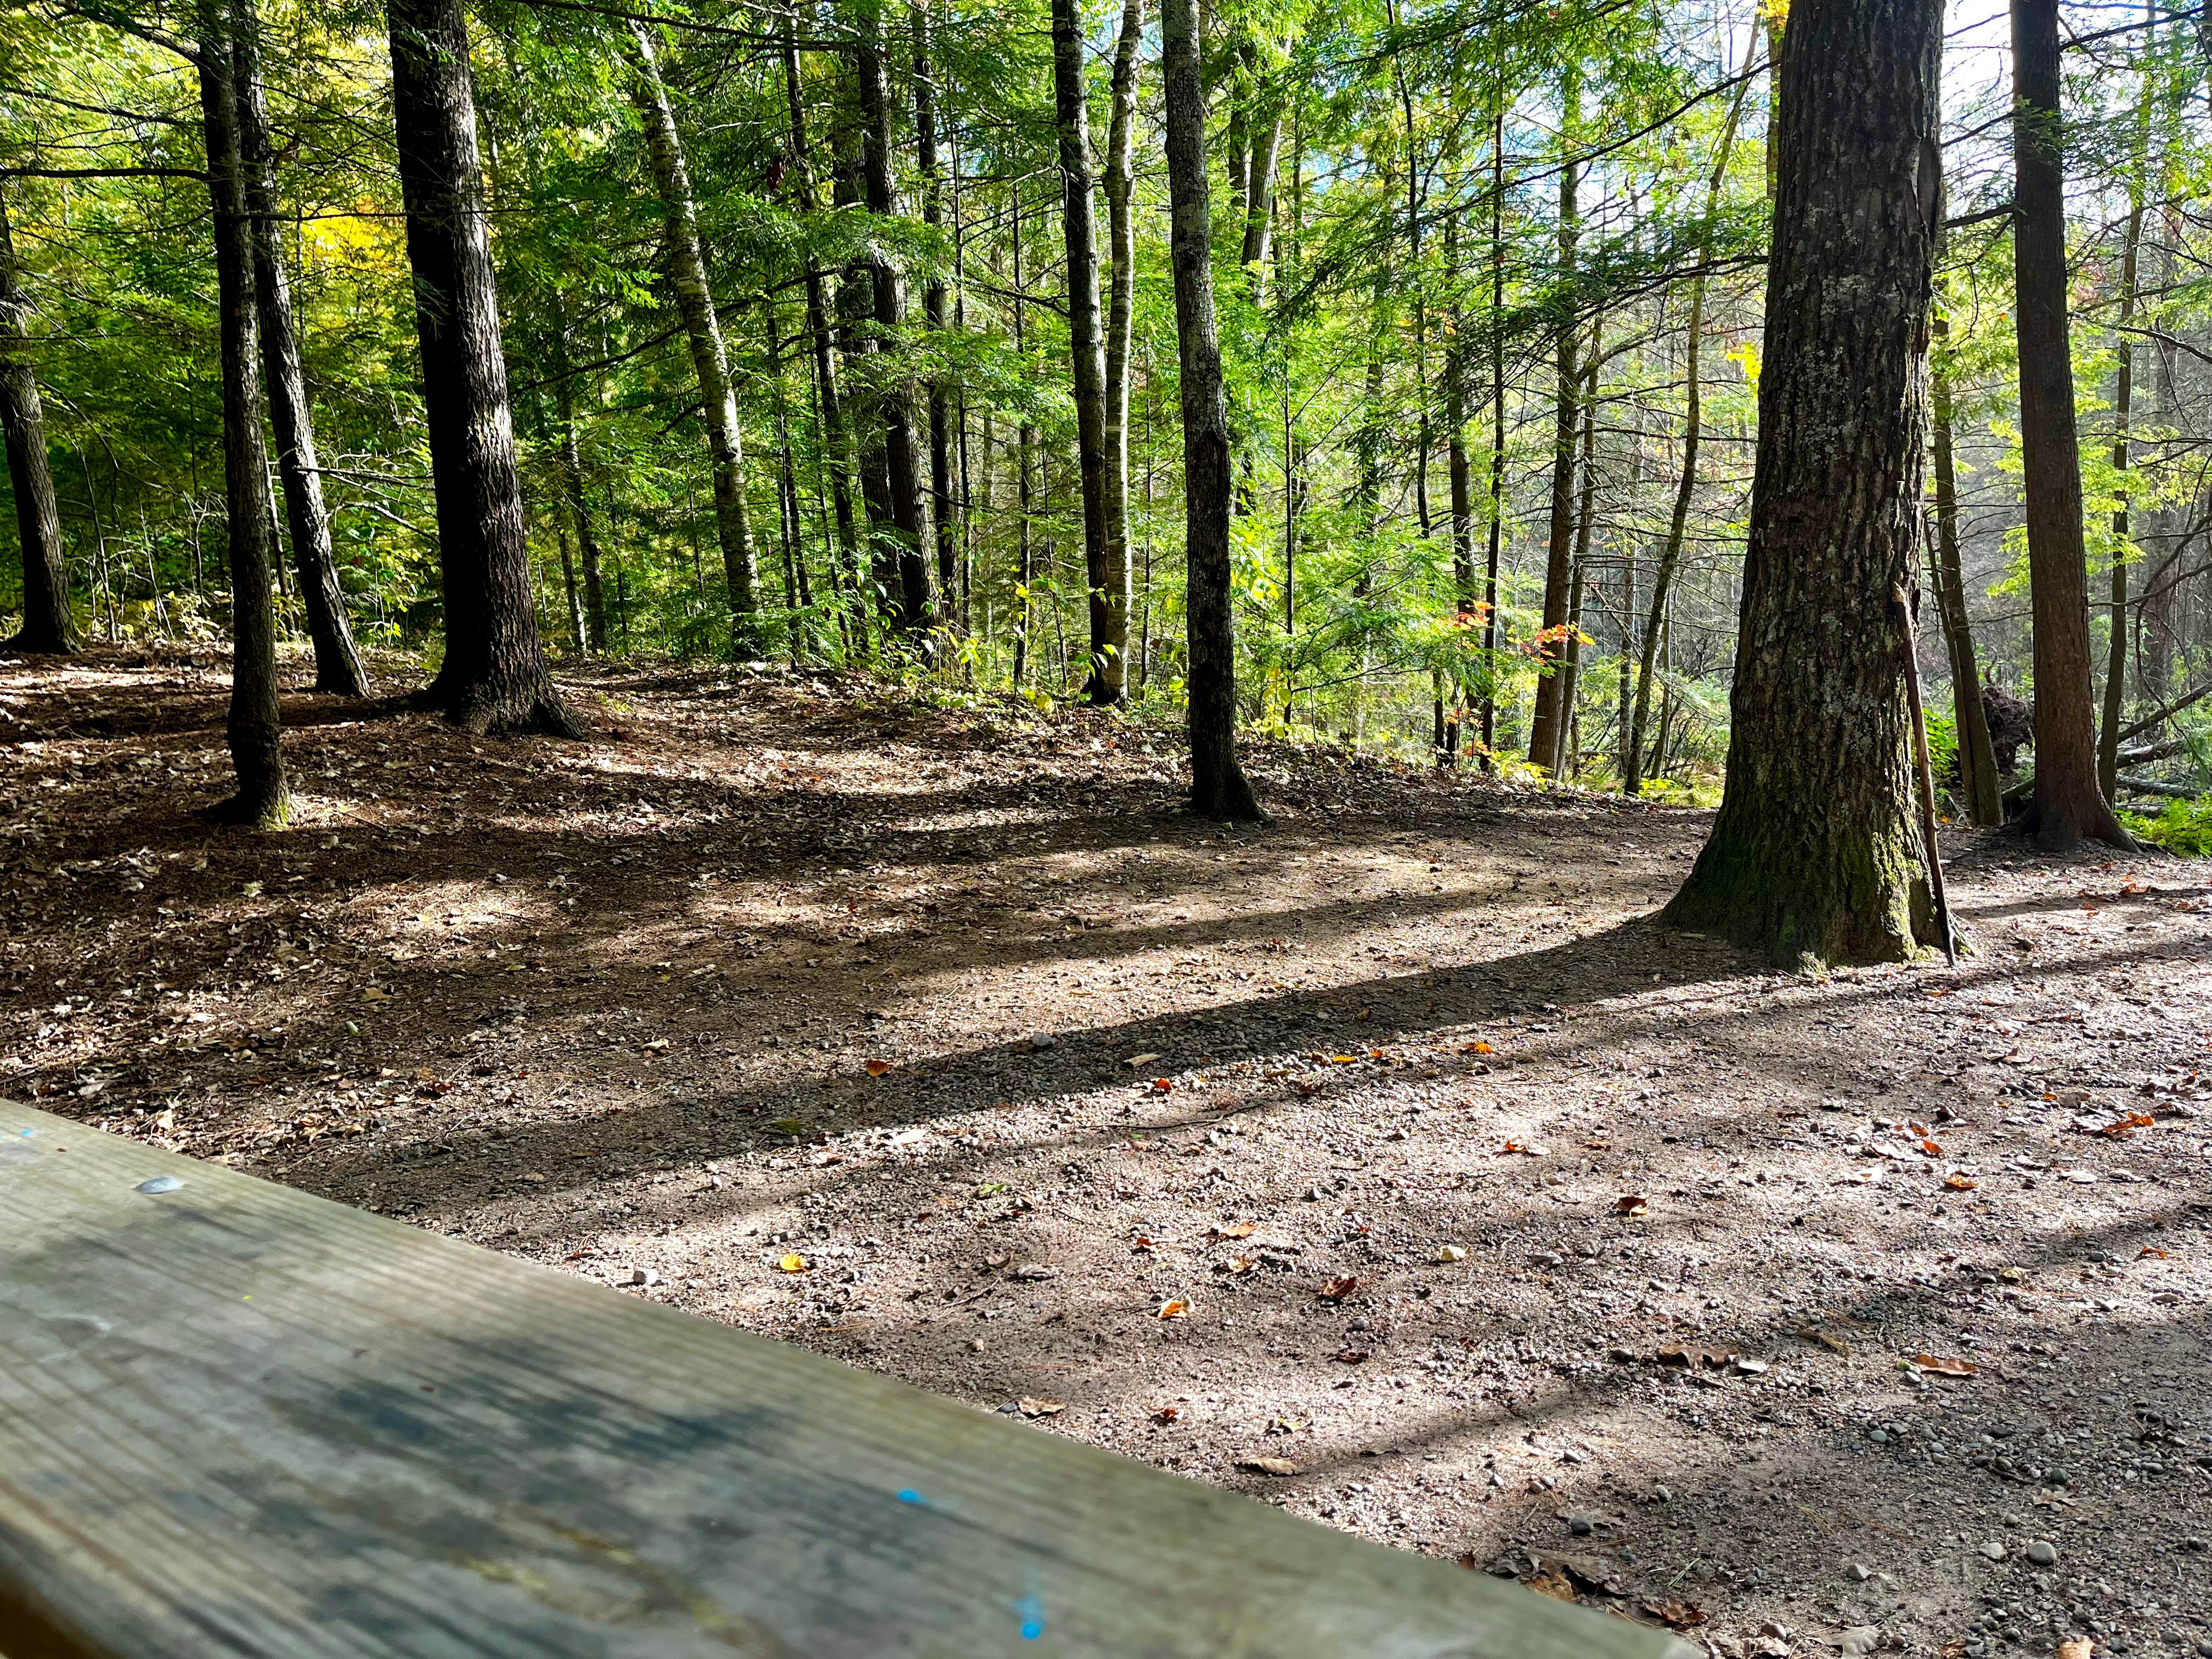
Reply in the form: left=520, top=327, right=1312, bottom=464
left=2097, top=178, right=2144, bottom=803
left=782, top=27, right=861, bottom=596
left=550, top=314, right=608, bottom=653
left=1161, top=0, right=1260, bottom=820
left=628, top=24, right=761, bottom=654
left=853, top=3, right=937, bottom=646
left=2010, top=0, right=2130, bottom=848
left=1052, top=0, right=1120, bottom=703
left=1662, top=0, right=1944, bottom=966
left=198, top=4, right=290, bottom=826
left=0, top=188, right=70, bottom=655
left=387, top=0, right=573, bottom=734
left=234, top=0, right=369, bottom=697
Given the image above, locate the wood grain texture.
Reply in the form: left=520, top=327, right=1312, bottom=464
left=0, top=1100, right=1689, bottom=1659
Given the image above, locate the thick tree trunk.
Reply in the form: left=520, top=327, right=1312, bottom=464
left=234, top=0, right=368, bottom=697
left=387, top=0, right=572, bottom=735
left=1662, top=0, right=1944, bottom=966
left=911, top=3, right=960, bottom=620
left=0, top=188, right=70, bottom=655
left=853, top=4, right=937, bottom=647
left=1526, top=69, right=1580, bottom=775
left=1161, top=0, right=1261, bottom=820
left=1050, top=0, right=1119, bottom=704
left=628, top=24, right=761, bottom=654
left=2010, top=0, right=2131, bottom=848
left=1102, top=0, right=1142, bottom=702
left=1929, top=331, right=2004, bottom=826
left=198, top=5, right=289, bottom=826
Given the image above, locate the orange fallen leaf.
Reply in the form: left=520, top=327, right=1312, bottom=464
left=1614, top=1194, right=1650, bottom=1216
left=1209, top=1221, right=1256, bottom=1239
left=1911, top=1353, right=1977, bottom=1377
left=777, top=1252, right=810, bottom=1273
left=864, top=1058, right=891, bottom=1076
left=1944, top=1173, right=1977, bottom=1191
left=1151, top=1077, right=1174, bottom=1092
left=1216, top=1256, right=1257, bottom=1276
left=1155, top=1299, right=1190, bottom=1319
left=1464, top=1040, right=1496, bottom=1055
left=2138, top=1245, right=2170, bottom=1260
left=1152, top=1404, right=1181, bottom=1423
left=1317, top=1276, right=1359, bottom=1301
left=1921, top=1137, right=1944, bottom=1156
left=1334, top=1347, right=1370, bottom=1364
left=1236, top=1455, right=1298, bottom=1476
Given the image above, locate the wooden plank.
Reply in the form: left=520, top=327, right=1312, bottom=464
left=0, top=1099, right=1688, bottom=1658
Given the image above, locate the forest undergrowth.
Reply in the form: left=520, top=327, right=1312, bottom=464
left=5, top=647, right=2211, bottom=1659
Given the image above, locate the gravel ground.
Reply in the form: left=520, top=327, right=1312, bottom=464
left=5, top=650, right=2210, bottom=1659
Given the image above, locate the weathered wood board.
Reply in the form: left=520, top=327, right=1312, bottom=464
left=0, top=1099, right=1688, bottom=1658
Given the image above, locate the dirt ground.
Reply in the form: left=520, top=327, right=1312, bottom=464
left=5, top=647, right=2210, bottom=1659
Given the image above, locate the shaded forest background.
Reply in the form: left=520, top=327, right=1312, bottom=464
left=4, top=0, right=2211, bottom=834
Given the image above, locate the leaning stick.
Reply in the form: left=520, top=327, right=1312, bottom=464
left=1892, top=582, right=1956, bottom=965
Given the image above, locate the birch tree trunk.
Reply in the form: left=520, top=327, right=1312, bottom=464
left=387, top=0, right=573, bottom=734
left=0, top=188, right=70, bottom=656
left=234, top=0, right=369, bottom=697
left=1162, top=0, right=1261, bottom=819
left=911, top=3, right=959, bottom=617
left=2011, top=0, right=2132, bottom=848
left=198, top=2, right=289, bottom=825
left=628, top=24, right=760, bottom=654
left=1663, top=0, right=1944, bottom=965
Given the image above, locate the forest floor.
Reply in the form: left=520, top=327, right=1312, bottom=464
left=5, top=645, right=2212, bottom=1659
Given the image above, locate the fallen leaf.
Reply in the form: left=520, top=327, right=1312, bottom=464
left=1334, top=1347, right=1371, bottom=1364
left=1526, top=1566, right=1578, bottom=1602
left=2137, top=1246, right=2169, bottom=1260
left=1795, top=1327, right=1852, bottom=1355
left=1126, top=1052, right=1162, bottom=1068
left=1500, top=1141, right=1549, bottom=1156
left=864, top=1058, right=891, bottom=1076
left=1944, top=1173, right=1977, bottom=1191
left=2058, top=1641, right=2094, bottom=1659
left=983, top=1251, right=1011, bottom=1269
left=1018, top=1397, right=1065, bottom=1418
left=769, top=1118, right=811, bottom=1137
left=1318, top=1276, right=1359, bottom=1301
left=1236, top=1455, right=1297, bottom=1477
left=1209, top=1221, right=1256, bottom=1239
left=1463, top=1040, right=1496, bottom=1055
left=1151, top=1078, right=1174, bottom=1093
left=1614, top=1194, right=1650, bottom=1216
left=1640, top=1599, right=1708, bottom=1630
left=1328, top=1054, right=1360, bottom=1065
left=1152, top=1404, right=1180, bottom=1423
left=1920, top=1137, right=1945, bottom=1156
left=777, top=1253, right=810, bottom=1273
left=1657, top=1343, right=1738, bottom=1370
left=1434, top=1244, right=1466, bottom=1263
left=1910, top=1353, right=1977, bottom=1377
left=1216, top=1255, right=1257, bottom=1276
left=1155, top=1299, right=1190, bottom=1319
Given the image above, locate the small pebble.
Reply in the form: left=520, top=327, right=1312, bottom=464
left=1566, top=1512, right=1594, bottom=1536
left=1847, top=1562, right=1871, bottom=1583
left=1979, top=1541, right=2008, bottom=1562
left=1028, top=1034, right=1056, bottom=1051
left=630, top=1267, right=659, bottom=1286
left=2027, top=1540, right=2058, bottom=1566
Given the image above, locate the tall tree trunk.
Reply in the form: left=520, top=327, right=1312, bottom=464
left=628, top=24, right=761, bottom=654
left=1102, top=0, right=1142, bottom=701
left=1930, top=326, right=2004, bottom=826
left=387, top=0, right=572, bottom=734
left=0, top=188, right=70, bottom=655
left=1663, top=0, right=1945, bottom=965
left=1626, top=78, right=1745, bottom=795
left=911, top=2, right=959, bottom=617
left=554, top=517, right=585, bottom=655
left=198, top=3, right=289, bottom=825
left=2011, top=0, right=2131, bottom=848
left=1526, top=67, right=1582, bottom=774
left=782, top=26, right=860, bottom=602
left=2097, top=170, right=2146, bottom=802
left=1161, top=0, right=1261, bottom=820
left=1480, top=93, right=1506, bottom=770
left=1051, top=0, right=1119, bottom=703
left=234, top=0, right=369, bottom=697
left=853, top=3, right=938, bottom=647
left=1551, top=351, right=1600, bottom=776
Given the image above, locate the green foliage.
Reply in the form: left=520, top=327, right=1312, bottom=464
left=2119, top=795, right=2212, bottom=857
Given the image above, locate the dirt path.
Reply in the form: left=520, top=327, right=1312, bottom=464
left=6, top=649, right=2210, bottom=1659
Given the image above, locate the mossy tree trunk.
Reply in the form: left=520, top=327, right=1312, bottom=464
left=1662, top=0, right=1945, bottom=966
